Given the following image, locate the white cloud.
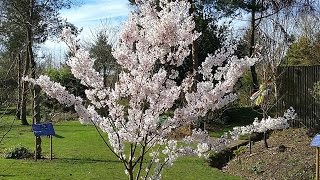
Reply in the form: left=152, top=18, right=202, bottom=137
left=61, top=0, right=129, bottom=39
left=61, top=0, right=129, bottom=24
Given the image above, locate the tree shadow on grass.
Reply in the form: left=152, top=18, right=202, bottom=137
left=0, top=175, right=15, bottom=177
left=53, top=134, right=64, bottom=138
left=56, top=157, right=121, bottom=164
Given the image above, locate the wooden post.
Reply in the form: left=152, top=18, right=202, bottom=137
left=316, top=147, right=319, bottom=180
left=50, top=135, right=53, bottom=160
left=34, top=136, right=37, bottom=161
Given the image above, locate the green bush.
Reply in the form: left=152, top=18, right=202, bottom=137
left=207, top=148, right=235, bottom=169
left=3, top=144, right=33, bottom=159
left=311, top=81, right=320, bottom=103
left=251, top=162, right=265, bottom=175
left=233, top=146, right=246, bottom=156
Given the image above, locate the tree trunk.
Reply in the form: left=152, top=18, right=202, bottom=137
left=249, top=0, right=259, bottom=92
left=21, top=52, right=30, bottom=125
left=28, top=0, right=41, bottom=159
left=189, top=0, right=198, bottom=79
left=30, top=40, right=40, bottom=125
left=15, top=53, right=22, bottom=120
left=263, top=131, right=268, bottom=148
left=128, top=168, right=134, bottom=180
left=33, top=84, right=42, bottom=158
left=103, top=65, right=107, bottom=87
left=262, top=95, right=269, bottom=148
left=188, top=0, right=198, bottom=133
left=192, top=41, right=199, bottom=78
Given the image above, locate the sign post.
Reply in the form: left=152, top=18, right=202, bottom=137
left=32, top=123, right=55, bottom=160
left=317, top=147, right=319, bottom=180
left=310, top=134, right=320, bottom=180
left=50, top=135, right=53, bottom=160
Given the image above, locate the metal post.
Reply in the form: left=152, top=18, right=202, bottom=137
left=50, top=135, right=53, bottom=160
left=316, top=147, right=319, bottom=180
left=249, top=135, right=252, bottom=154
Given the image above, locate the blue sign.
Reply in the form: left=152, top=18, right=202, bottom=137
left=311, top=134, right=320, bottom=147
left=32, top=123, right=55, bottom=136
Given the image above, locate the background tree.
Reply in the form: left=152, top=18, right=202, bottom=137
left=283, top=14, right=320, bottom=65
left=0, top=53, right=18, bottom=107
left=0, top=0, right=79, bottom=124
left=0, top=0, right=78, bottom=158
left=44, top=65, right=86, bottom=114
left=85, top=24, right=120, bottom=87
left=212, top=0, right=316, bottom=92
left=284, top=34, right=320, bottom=65
left=212, top=0, right=319, bottom=147
left=0, top=5, right=26, bottom=121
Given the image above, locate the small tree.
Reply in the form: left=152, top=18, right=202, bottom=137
left=26, top=0, right=256, bottom=179
left=87, top=28, right=120, bottom=87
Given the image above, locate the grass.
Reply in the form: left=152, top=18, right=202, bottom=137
left=0, top=116, right=241, bottom=180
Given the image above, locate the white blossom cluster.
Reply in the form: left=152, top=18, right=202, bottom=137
left=23, top=75, right=77, bottom=107
left=227, top=107, right=297, bottom=140
left=25, top=0, right=257, bottom=179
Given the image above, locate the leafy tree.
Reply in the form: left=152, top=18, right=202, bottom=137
left=0, top=54, right=17, bottom=107
left=284, top=33, right=320, bottom=65
left=88, top=31, right=119, bottom=87
left=0, top=0, right=78, bottom=158
left=0, top=0, right=79, bottom=126
left=193, top=0, right=227, bottom=65
left=44, top=65, right=86, bottom=112
left=0, top=6, right=26, bottom=119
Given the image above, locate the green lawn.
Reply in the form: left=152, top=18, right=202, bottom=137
left=0, top=116, right=241, bottom=180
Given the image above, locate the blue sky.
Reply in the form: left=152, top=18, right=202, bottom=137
left=41, top=0, right=130, bottom=65
left=60, top=0, right=130, bottom=28
left=41, top=0, right=248, bottom=66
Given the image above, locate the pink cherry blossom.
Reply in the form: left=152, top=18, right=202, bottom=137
left=25, top=0, right=258, bottom=179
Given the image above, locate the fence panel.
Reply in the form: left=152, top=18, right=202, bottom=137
left=277, top=66, right=320, bottom=128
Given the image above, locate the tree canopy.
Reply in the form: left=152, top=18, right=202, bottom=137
left=284, top=33, right=320, bottom=65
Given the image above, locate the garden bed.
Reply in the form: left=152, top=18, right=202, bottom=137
left=223, top=128, right=315, bottom=179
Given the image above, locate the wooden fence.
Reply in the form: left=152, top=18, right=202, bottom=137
left=277, top=66, right=320, bottom=128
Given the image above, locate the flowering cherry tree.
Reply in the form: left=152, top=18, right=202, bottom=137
left=227, top=107, right=297, bottom=140
left=25, top=0, right=257, bottom=179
